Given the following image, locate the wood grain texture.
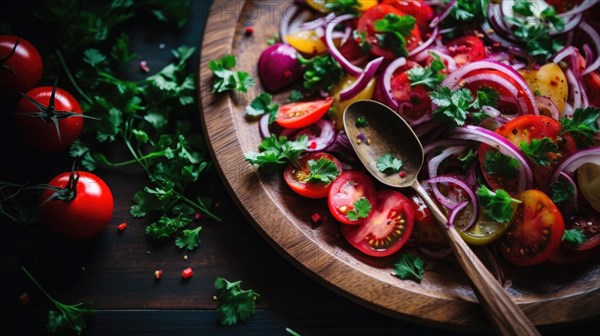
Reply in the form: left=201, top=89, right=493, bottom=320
left=199, top=0, right=600, bottom=331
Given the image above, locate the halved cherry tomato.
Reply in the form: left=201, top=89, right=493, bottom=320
left=382, top=0, right=434, bottom=28
left=284, top=152, right=343, bottom=199
left=357, top=4, right=422, bottom=59
left=520, top=63, right=568, bottom=116
left=408, top=193, right=446, bottom=246
left=454, top=205, right=514, bottom=245
left=0, top=35, right=43, bottom=97
left=390, top=60, right=432, bottom=121
left=578, top=163, right=600, bottom=214
left=328, top=170, right=376, bottom=225
left=275, top=97, right=333, bottom=129
left=286, top=30, right=328, bottom=55
left=341, top=190, right=415, bottom=257
left=583, top=71, right=600, bottom=108
left=446, top=36, right=486, bottom=68
left=499, top=190, right=564, bottom=266
left=330, top=74, right=375, bottom=129
left=478, top=115, right=577, bottom=194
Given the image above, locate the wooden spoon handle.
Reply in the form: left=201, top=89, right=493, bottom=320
left=412, top=182, right=540, bottom=336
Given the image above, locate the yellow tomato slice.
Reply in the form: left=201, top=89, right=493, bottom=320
left=520, top=63, right=568, bottom=117
left=286, top=30, right=328, bottom=55
left=330, top=74, right=375, bottom=129
left=578, top=163, right=600, bottom=213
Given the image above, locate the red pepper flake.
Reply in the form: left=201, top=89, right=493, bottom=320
left=118, top=223, right=127, bottom=231
left=399, top=171, right=407, bottom=178
left=19, top=293, right=30, bottom=305
left=311, top=212, right=321, bottom=223
left=283, top=70, right=292, bottom=78
left=182, top=267, right=193, bottom=279
left=245, top=26, right=254, bottom=36
left=140, top=60, right=150, bottom=73
left=194, top=212, right=202, bottom=221
left=154, top=270, right=163, bottom=279
left=354, top=37, right=361, bottom=43
left=309, top=141, right=317, bottom=149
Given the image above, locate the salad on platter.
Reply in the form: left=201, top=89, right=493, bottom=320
left=212, top=0, right=600, bottom=283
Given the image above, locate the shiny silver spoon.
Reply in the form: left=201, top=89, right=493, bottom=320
left=343, top=100, right=540, bottom=336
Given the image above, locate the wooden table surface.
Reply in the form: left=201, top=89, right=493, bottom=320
left=1, top=1, right=599, bottom=335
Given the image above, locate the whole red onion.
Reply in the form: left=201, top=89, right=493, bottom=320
left=258, top=43, right=302, bottom=92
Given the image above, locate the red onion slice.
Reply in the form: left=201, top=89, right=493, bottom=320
left=551, top=13, right=583, bottom=35
left=565, top=68, right=586, bottom=109
left=325, top=14, right=363, bottom=77
left=535, top=96, right=561, bottom=120
left=409, top=26, right=439, bottom=57
left=559, top=0, right=600, bottom=18
left=427, top=176, right=478, bottom=230
left=340, top=57, right=383, bottom=101
left=259, top=113, right=271, bottom=139
left=429, top=0, right=457, bottom=28
left=380, top=57, right=407, bottom=110
left=280, top=6, right=311, bottom=44
left=580, top=22, right=600, bottom=75
left=551, top=148, right=600, bottom=183
left=427, top=146, right=468, bottom=209
left=448, top=201, right=469, bottom=229
left=449, top=125, right=533, bottom=191
left=300, top=12, right=336, bottom=31
left=292, top=119, right=336, bottom=152
left=557, top=171, right=579, bottom=216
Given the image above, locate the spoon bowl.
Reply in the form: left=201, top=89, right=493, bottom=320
left=343, top=99, right=540, bottom=336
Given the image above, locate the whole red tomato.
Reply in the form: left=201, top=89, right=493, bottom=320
left=14, top=84, right=84, bottom=153
left=40, top=171, right=114, bottom=240
left=0, top=35, right=43, bottom=97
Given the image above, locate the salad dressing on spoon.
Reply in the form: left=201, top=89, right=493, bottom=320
left=343, top=100, right=540, bottom=336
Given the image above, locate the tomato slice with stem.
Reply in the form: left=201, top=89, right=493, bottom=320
left=328, top=170, right=376, bottom=225
left=499, top=190, right=564, bottom=266
left=341, top=190, right=415, bottom=257
left=275, top=97, right=333, bottom=129
left=283, top=152, right=343, bottom=199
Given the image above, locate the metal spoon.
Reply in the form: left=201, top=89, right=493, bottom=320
left=343, top=100, right=540, bottom=336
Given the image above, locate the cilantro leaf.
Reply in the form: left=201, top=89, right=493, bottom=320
left=175, top=226, right=202, bottom=250
left=541, top=7, right=565, bottom=32
left=208, top=54, right=254, bottom=93
left=214, top=277, right=260, bottom=326
left=266, top=33, right=279, bottom=46
left=303, top=158, right=340, bottom=183
left=450, top=0, right=488, bottom=22
left=298, top=54, right=343, bottom=94
left=560, top=107, right=600, bottom=147
left=459, top=149, right=477, bottom=169
left=392, top=254, right=425, bottom=282
left=430, top=87, right=472, bottom=126
left=470, top=87, right=500, bottom=110
left=346, top=198, right=372, bottom=221
left=355, top=116, right=368, bottom=127
left=477, top=185, right=520, bottom=223
left=245, top=93, right=279, bottom=123
left=407, top=53, right=446, bottom=90
left=325, top=0, right=361, bottom=14
left=146, top=214, right=193, bottom=239
left=484, top=151, right=520, bottom=178
left=512, top=0, right=534, bottom=16
left=245, top=135, right=308, bottom=168
left=551, top=178, right=575, bottom=204
left=373, top=14, right=416, bottom=57
left=563, top=229, right=586, bottom=246
left=288, top=90, right=303, bottom=102
left=376, top=154, right=403, bottom=174
left=520, top=137, right=558, bottom=166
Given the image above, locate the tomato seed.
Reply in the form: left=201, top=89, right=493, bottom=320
left=182, top=267, right=193, bottom=279
left=118, top=223, right=127, bottom=231
left=154, top=270, right=163, bottom=279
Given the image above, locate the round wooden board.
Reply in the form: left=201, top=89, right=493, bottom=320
left=199, top=0, right=600, bottom=331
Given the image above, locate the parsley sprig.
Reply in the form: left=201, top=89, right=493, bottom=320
left=298, top=54, right=344, bottom=94
left=303, top=158, right=340, bottom=184
left=477, top=185, right=520, bottom=223
left=245, top=135, right=308, bottom=168
left=560, top=107, right=600, bottom=148
left=430, top=87, right=499, bottom=127
left=214, top=277, right=260, bottom=326
left=245, top=93, right=279, bottom=123
left=347, top=198, right=372, bottom=221
left=209, top=54, right=254, bottom=93
left=449, top=0, right=488, bottom=22
left=325, top=0, right=361, bottom=14
left=392, top=254, right=425, bottom=282
left=563, top=229, right=586, bottom=247
left=376, top=154, right=403, bottom=174
left=407, top=53, right=446, bottom=90
left=508, top=2, right=566, bottom=58
left=373, top=14, right=417, bottom=57
left=484, top=151, right=520, bottom=178
left=551, top=178, right=575, bottom=204
left=520, top=137, right=558, bottom=166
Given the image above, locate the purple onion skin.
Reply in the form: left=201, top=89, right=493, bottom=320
left=258, top=43, right=303, bottom=93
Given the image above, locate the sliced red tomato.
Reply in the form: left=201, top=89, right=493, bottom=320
left=478, top=115, right=577, bottom=194
left=408, top=193, right=446, bottom=246
left=357, top=4, right=422, bottom=59
left=275, top=97, right=333, bottom=129
left=583, top=71, right=600, bottom=108
left=382, top=0, right=434, bottom=28
left=283, top=152, right=343, bottom=199
left=446, top=36, right=486, bottom=68
left=328, top=170, right=376, bottom=225
left=341, top=190, right=415, bottom=257
left=390, top=60, right=432, bottom=121
left=499, top=190, right=564, bottom=266
left=338, top=36, right=369, bottom=66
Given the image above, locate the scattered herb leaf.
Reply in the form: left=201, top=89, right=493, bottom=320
left=407, top=52, right=446, bottom=90
left=392, top=254, right=425, bottom=282
left=373, top=14, right=417, bottom=57
left=214, top=277, right=260, bottom=326
left=303, top=158, right=340, bottom=184
left=563, top=228, right=586, bottom=246
left=175, top=226, right=203, bottom=250
left=288, top=90, right=303, bottom=102
left=520, top=137, right=558, bottom=166
left=346, top=198, right=372, bottom=221
left=376, top=154, right=403, bottom=174
left=355, top=116, right=368, bottom=127
left=208, top=54, right=254, bottom=93
left=245, top=92, right=279, bottom=123
left=477, top=185, right=520, bottom=223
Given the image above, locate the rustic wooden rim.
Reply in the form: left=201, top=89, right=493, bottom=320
left=198, top=0, right=600, bottom=331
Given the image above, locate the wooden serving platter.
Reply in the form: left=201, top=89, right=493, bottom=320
left=199, top=0, right=600, bottom=331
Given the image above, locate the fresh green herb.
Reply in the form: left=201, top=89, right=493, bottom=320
left=245, top=135, right=308, bottom=168
left=430, top=87, right=497, bottom=127
left=303, top=158, right=340, bottom=184
left=477, top=185, right=520, bottom=223
left=288, top=90, right=303, bottom=102
left=563, top=229, right=586, bottom=246
left=214, top=277, right=260, bottom=326
left=298, top=54, right=344, bottom=94
left=346, top=198, right=372, bottom=221
left=266, top=33, right=280, bottom=45
left=551, top=178, right=575, bottom=204
left=512, top=0, right=534, bottom=16
left=459, top=149, right=477, bottom=169
left=175, top=226, right=203, bottom=250
left=541, top=7, right=565, bottom=32
left=22, top=266, right=95, bottom=335
left=392, top=254, right=425, bottom=282
left=209, top=54, right=254, bottom=93
left=407, top=52, right=446, bottom=90
left=286, top=328, right=302, bottom=336
left=484, top=151, right=520, bottom=178
left=450, top=0, right=488, bottom=22
left=534, top=89, right=541, bottom=96
left=376, top=154, right=403, bottom=174
left=353, top=30, right=372, bottom=52
left=355, top=116, right=369, bottom=127
left=373, top=14, right=417, bottom=57
left=326, top=0, right=361, bottom=14
left=245, top=93, right=279, bottom=123
left=560, top=107, right=600, bottom=147
left=470, top=87, right=500, bottom=110
left=520, top=137, right=558, bottom=166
